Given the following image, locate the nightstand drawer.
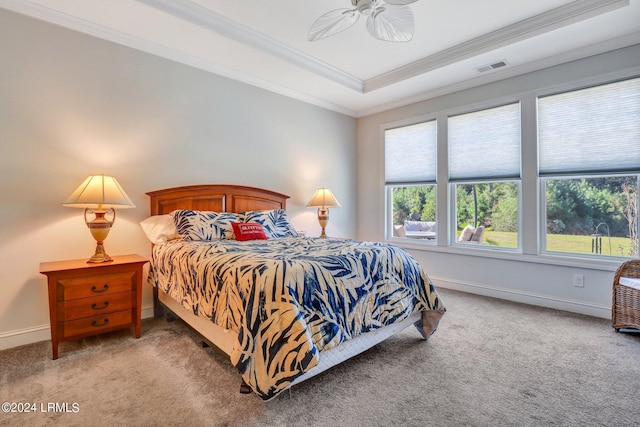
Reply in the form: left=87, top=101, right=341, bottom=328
left=61, top=292, right=133, bottom=321
left=60, top=272, right=134, bottom=300
left=63, top=310, right=132, bottom=338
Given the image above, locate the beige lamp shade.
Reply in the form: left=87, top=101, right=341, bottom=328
left=306, top=188, right=341, bottom=209
left=63, top=175, right=134, bottom=263
left=63, top=174, right=135, bottom=209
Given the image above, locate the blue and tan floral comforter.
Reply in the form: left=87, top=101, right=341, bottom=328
left=148, top=237, right=445, bottom=400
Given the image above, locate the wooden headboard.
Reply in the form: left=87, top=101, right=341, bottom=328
left=146, top=184, right=289, bottom=215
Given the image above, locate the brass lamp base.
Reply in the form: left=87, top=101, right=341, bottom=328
left=317, top=208, right=329, bottom=238
left=87, top=241, right=113, bottom=263
left=85, top=208, right=115, bottom=263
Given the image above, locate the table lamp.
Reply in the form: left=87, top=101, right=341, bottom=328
left=307, top=187, right=341, bottom=238
left=63, top=174, right=135, bottom=263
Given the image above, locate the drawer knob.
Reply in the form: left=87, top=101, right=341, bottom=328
left=91, top=318, right=109, bottom=327
left=91, top=284, right=109, bottom=293
left=91, top=301, right=109, bottom=310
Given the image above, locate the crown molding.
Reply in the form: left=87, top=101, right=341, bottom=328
left=364, top=0, right=630, bottom=92
left=139, top=0, right=630, bottom=94
left=0, top=0, right=358, bottom=116
left=0, top=0, right=633, bottom=118
left=358, top=32, right=640, bottom=117
left=136, top=0, right=364, bottom=92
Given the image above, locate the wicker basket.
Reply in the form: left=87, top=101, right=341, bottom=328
left=612, top=259, right=640, bottom=331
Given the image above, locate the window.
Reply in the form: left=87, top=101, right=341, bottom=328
left=539, top=78, right=640, bottom=258
left=448, top=103, right=521, bottom=248
left=544, top=176, right=638, bottom=257
left=454, top=182, right=519, bottom=247
left=385, top=120, right=437, bottom=241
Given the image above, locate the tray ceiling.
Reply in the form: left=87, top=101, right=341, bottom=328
left=2, top=0, right=639, bottom=116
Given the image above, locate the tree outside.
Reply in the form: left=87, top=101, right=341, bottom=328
left=545, top=176, right=638, bottom=257
left=392, top=185, right=436, bottom=224
left=390, top=177, right=639, bottom=257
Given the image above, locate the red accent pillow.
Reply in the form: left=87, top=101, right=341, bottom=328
left=232, top=222, right=268, bottom=241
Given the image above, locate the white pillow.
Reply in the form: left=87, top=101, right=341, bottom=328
left=458, top=225, right=475, bottom=242
left=620, top=277, right=640, bottom=291
left=140, top=215, right=180, bottom=244
left=393, top=225, right=406, bottom=237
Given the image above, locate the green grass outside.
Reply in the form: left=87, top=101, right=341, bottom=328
left=482, top=230, right=634, bottom=257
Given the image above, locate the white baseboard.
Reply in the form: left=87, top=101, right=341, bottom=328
left=0, top=324, right=51, bottom=351
left=1, top=284, right=611, bottom=352
left=0, top=305, right=155, bottom=352
left=432, top=276, right=611, bottom=319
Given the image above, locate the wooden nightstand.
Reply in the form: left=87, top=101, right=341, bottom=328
left=39, top=254, right=148, bottom=359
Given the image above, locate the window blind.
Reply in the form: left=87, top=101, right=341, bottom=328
left=385, top=120, right=437, bottom=184
left=538, top=77, right=640, bottom=176
left=448, top=103, right=521, bottom=181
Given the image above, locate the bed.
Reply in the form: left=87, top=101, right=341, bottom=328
left=143, top=184, right=445, bottom=400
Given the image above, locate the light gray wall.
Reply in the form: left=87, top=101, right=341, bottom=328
left=357, top=44, right=640, bottom=318
left=0, top=9, right=356, bottom=349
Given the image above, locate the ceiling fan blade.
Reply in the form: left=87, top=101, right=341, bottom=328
left=383, top=0, right=419, bottom=5
left=308, top=9, right=360, bottom=41
left=367, top=5, right=414, bottom=42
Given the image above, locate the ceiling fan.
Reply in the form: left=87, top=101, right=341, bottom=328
left=308, top=0, right=419, bottom=43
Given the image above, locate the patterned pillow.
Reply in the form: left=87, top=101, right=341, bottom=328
left=242, top=209, right=299, bottom=238
left=171, top=210, right=240, bottom=241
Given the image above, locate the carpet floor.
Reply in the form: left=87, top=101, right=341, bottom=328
left=1, top=288, right=639, bottom=427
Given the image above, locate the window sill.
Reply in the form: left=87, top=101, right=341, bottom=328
left=386, top=237, right=629, bottom=272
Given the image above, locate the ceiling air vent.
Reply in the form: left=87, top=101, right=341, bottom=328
left=476, top=60, right=509, bottom=73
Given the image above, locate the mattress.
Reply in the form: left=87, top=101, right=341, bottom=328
left=149, top=237, right=445, bottom=399
left=158, top=288, right=421, bottom=398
